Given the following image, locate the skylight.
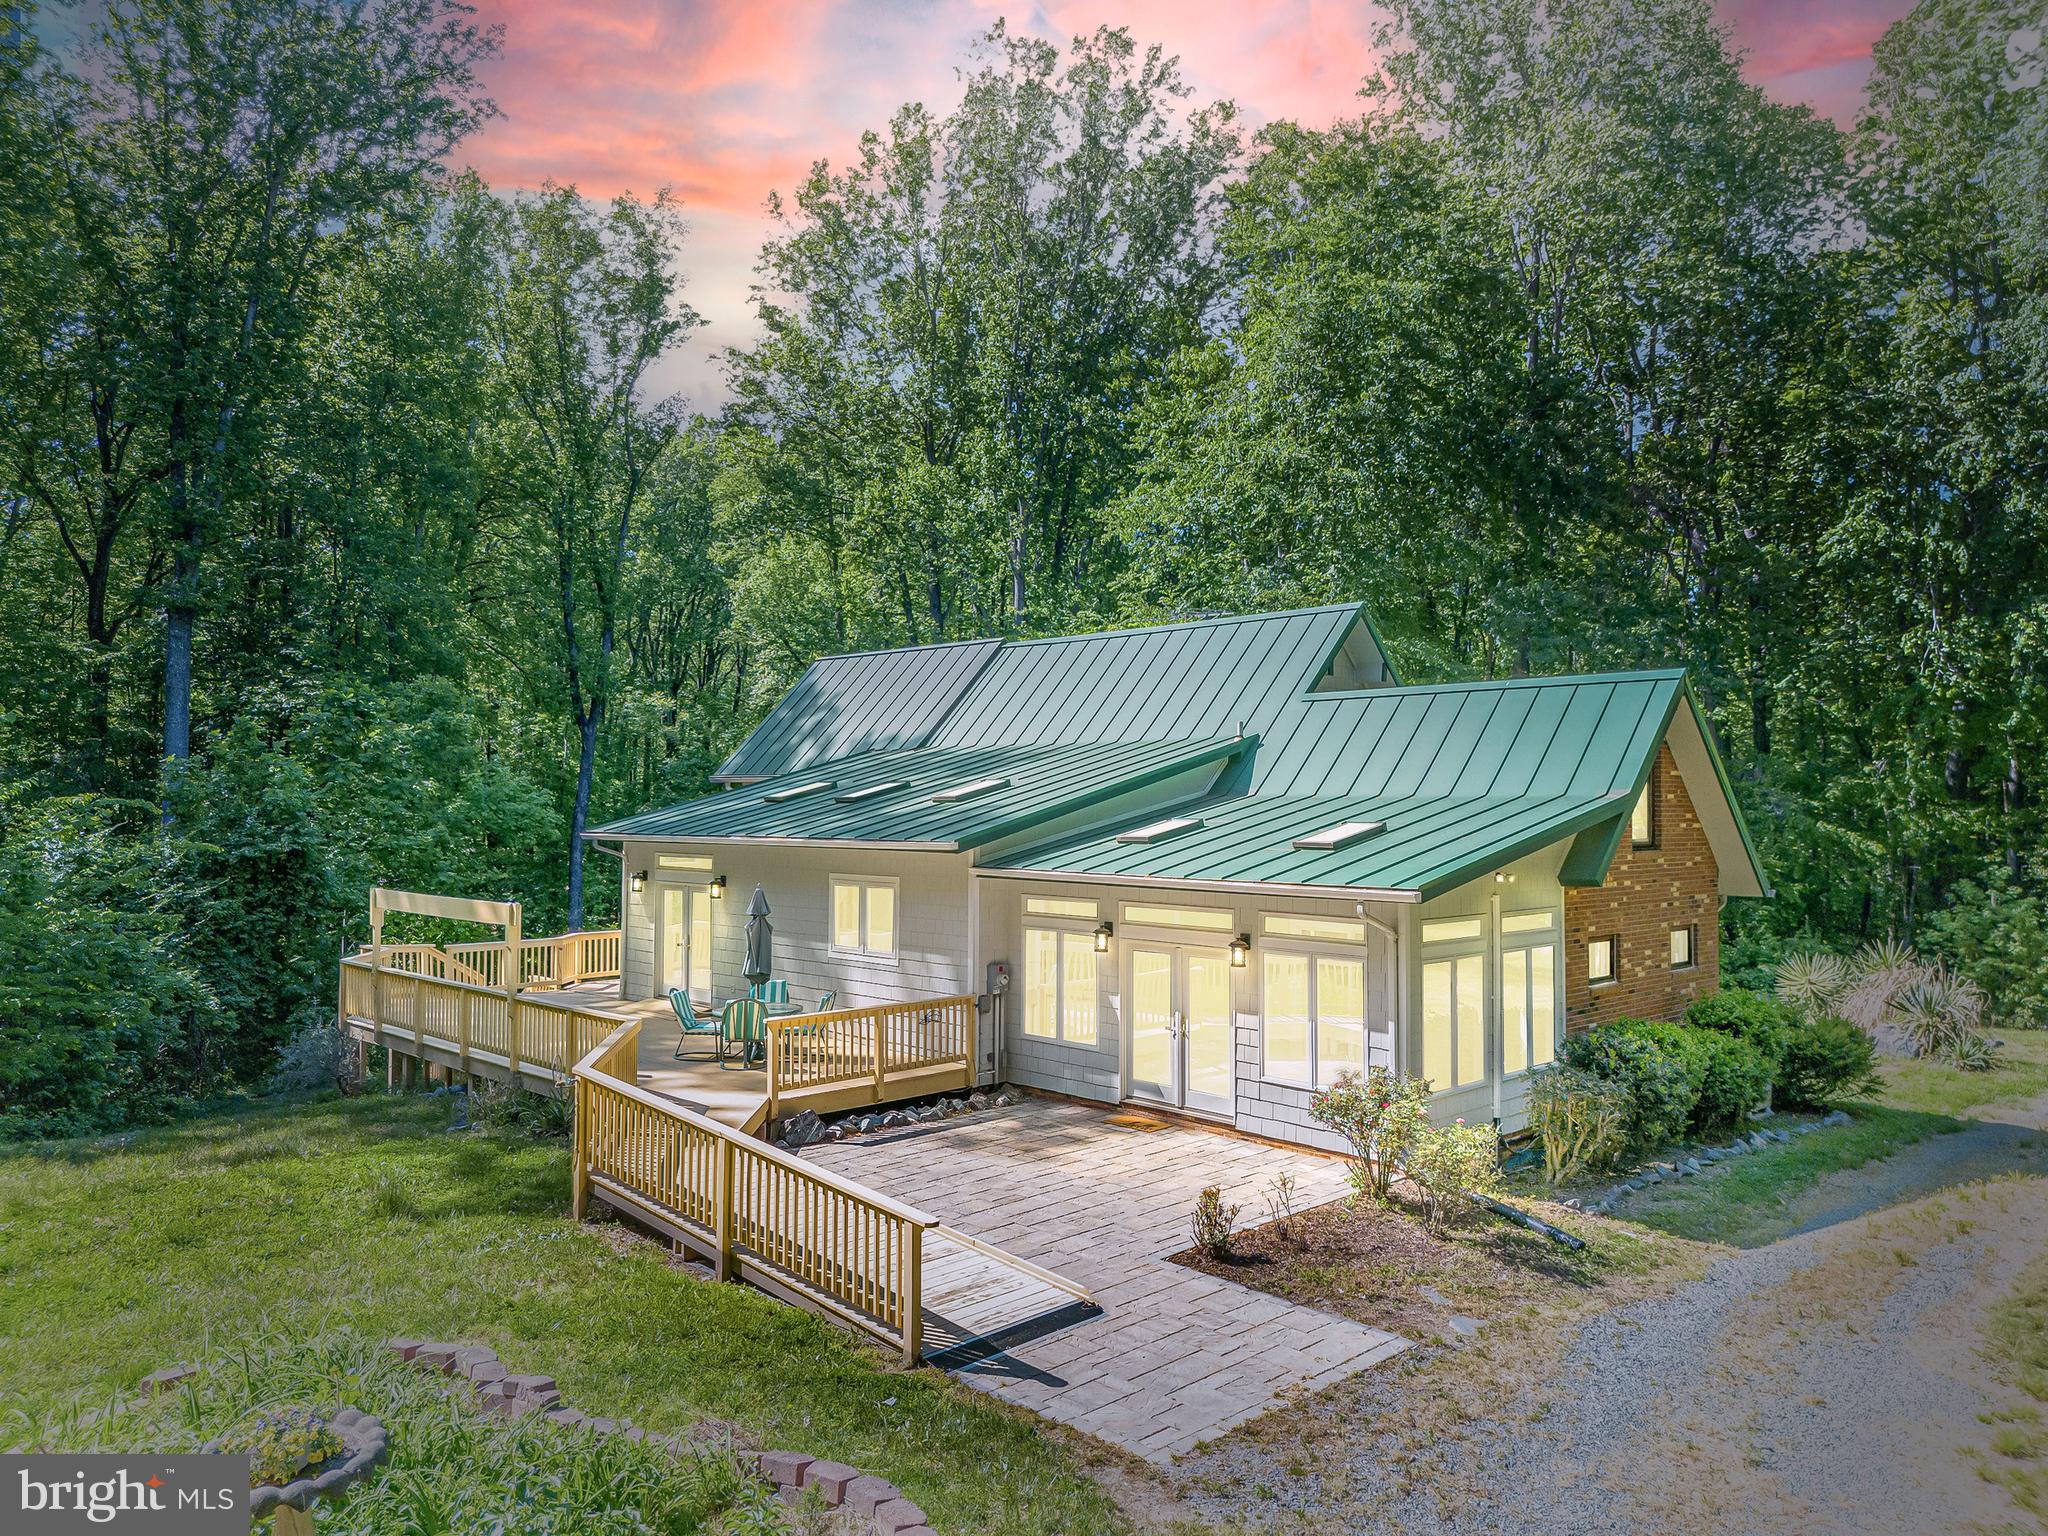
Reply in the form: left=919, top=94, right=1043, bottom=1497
left=1291, top=819, right=1386, bottom=851
left=931, top=776, right=1009, bottom=803
left=762, top=780, right=834, bottom=803
left=834, top=780, right=910, bottom=803
left=1116, top=815, right=1205, bottom=844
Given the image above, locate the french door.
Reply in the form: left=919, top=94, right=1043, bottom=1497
left=1126, top=943, right=1234, bottom=1115
left=660, top=884, right=714, bottom=1007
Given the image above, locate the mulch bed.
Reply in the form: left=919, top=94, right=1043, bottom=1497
left=1168, top=1196, right=1608, bottom=1339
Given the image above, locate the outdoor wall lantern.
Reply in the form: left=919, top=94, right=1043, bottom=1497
left=710, top=874, right=728, bottom=898
left=1229, top=932, right=1252, bottom=967
left=1093, top=920, right=1114, bottom=953
left=630, top=870, right=647, bottom=894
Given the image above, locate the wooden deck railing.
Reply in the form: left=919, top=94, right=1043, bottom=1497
left=573, top=1018, right=929, bottom=1362
left=764, top=994, right=976, bottom=1121
left=441, top=930, right=622, bottom=992
left=339, top=952, right=623, bottom=1083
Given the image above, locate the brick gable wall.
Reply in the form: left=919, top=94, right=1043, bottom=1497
left=1562, top=742, right=1719, bottom=1032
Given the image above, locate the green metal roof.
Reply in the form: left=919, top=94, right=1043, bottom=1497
left=929, top=604, right=1367, bottom=749
left=979, top=673, right=1691, bottom=897
left=594, top=736, right=1251, bottom=851
left=712, top=639, right=1000, bottom=783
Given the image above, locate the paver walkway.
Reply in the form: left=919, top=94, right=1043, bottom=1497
left=804, top=1099, right=1408, bottom=1460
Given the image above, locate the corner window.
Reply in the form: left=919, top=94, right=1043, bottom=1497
left=1670, top=925, right=1696, bottom=969
left=829, top=876, right=897, bottom=958
left=1023, top=926, right=1098, bottom=1046
left=1588, top=936, right=1617, bottom=986
left=1263, top=950, right=1368, bottom=1088
left=1630, top=781, right=1656, bottom=848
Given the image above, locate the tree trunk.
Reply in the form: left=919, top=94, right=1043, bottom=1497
left=566, top=700, right=601, bottom=932
left=163, top=407, right=197, bottom=790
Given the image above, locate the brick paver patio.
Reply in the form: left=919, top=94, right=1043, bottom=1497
left=803, top=1098, right=1409, bottom=1460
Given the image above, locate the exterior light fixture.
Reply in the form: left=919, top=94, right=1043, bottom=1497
left=630, top=870, right=647, bottom=893
left=1094, top=920, right=1114, bottom=953
left=1229, top=932, right=1251, bottom=968
left=710, top=874, right=728, bottom=898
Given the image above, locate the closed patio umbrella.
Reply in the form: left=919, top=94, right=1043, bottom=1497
left=742, top=885, right=773, bottom=983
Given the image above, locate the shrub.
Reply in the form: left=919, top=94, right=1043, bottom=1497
left=1405, top=1118, right=1501, bottom=1231
left=1191, top=1185, right=1240, bottom=1258
left=1690, top=1029, right=1772, bottom=1133
left=1778, top=939, right=1994, bottom=1065
left=1309, top=1067, right=1431, bottom=1204
left=1527, top=1065, right=1631, bottom=1181
left=469, top=1078, right=573, bottom=1139
left=1776, top=1013, right=1882, bottom=1110
left=1685, top=989, right=1794, bottom=1075
left=268, top=1014, right=361, bottom=1097
left=1564, top=1020, right=1704, bottom=1149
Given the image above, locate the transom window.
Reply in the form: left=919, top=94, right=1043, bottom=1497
left=1263, top=950, right=1367, bottom=1087
left=1121, top=902, right=1235, bottom=933
left=1025, top=895, right=1097, bottom=920
left=1500, top=909, right=1557, bottom=935
left=829, top=876, right=897, bottom=958
left=657, top=853, right=714, bottom=871
left=1422, top=915, right=1483, bottom=944
left=1264, top=913, right=1366, bottom=944
left=1023, top=927, right=1098, bottom=1046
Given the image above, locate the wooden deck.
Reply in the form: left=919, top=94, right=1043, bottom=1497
left=555, top=984, right=771, bottom=1131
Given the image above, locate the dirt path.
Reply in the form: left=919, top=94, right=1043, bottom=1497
left=1178, top=1096, right=2048, bottom=1535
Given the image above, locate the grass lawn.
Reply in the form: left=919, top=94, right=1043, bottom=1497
left=0, top=1092, right=1131, bottom=1536
left=1607, top=1104, right=1965, bottom=1247
left=1978, top=1245, right=2048, bottom=1523
left=1883, top=1030, right=2048, bottom=1118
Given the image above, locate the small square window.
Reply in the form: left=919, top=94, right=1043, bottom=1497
left=1588, top=936, right=1617, bottom=985
left=1630, top=782, right=1656, bottom=848
left=1670, top=925, right=1696, bottom=969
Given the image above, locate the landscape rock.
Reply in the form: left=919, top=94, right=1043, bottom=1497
left=1446, top=1315, right=1485, bottom=1339
left=139, top=1364, right=198, bottom=1397
left=801, top=1460, right=861, bottom=1504
left=386, top=1339, right=424, bottom=1362
left=873, top=1497, right=931, bottom=1534
left=781, top=1110, right=825, bottom=1149
left=758, top=1450, right=813, bottom=1487
left=1823, top=1109, right=1852, bottom=1127
left=843, top=1475, right=900, bottom=1516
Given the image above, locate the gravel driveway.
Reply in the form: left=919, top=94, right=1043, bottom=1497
left=1179, top=1096, right=2048, bottom=1536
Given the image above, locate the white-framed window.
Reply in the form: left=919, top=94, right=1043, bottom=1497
left=1670, top=925, right=1696, bottom=969
left=1023, top=926, right=1099, bottom=1046
left=1121, top=902, right=1235, bottom=933
left=1421, top=952, right=1486, bottom=1091
left=1263, top=948, right=1368, bottom=1087
left=1588, top=935, right=1618, bottom=985
left=829, top=875, right=898, bottom=959
left=1421, top=915, right=1483, bottom=944
left=1500, top=942, right=1558, bottom=1076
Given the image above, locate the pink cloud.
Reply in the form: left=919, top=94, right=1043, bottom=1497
left=454, top=2, right=1913, bottom=404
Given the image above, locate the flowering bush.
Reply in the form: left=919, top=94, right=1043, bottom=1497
left=1190, top=1185, right=1240, bottom=1258
left=1527, top=1065, right=1631, bottom=1180
left=1405, top=1117, right=1502, bottom=1231
left=1309, top=1067, right=1431, bottom=1204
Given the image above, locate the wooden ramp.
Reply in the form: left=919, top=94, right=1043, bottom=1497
left=917, top=1225, right=1098, bottom=1364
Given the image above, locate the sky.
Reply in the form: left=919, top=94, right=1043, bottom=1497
left=458, top=0, right=1915, bottom=404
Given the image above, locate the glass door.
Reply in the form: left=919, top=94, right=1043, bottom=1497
left=660, top=884, right=714, bottom=1007
left=1125, top=943, right=1234, bottom=1115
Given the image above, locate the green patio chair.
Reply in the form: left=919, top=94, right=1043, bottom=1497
left=669, top=987, right=719, bottom=1061
left=748, top=979, right=791, bottom=1010
left=718, top=997, right=768, bottom=1070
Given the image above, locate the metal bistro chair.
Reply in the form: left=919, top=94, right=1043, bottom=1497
left=669, top=987, right=720, bottom=1061
left=718, top=997, right=768, bottom=1071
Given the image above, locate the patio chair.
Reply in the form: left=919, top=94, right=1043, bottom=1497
left=748, top=979, right=791, bottom=1011
left=718, top=997, right=768, bottom=1070
left=669, top=987, right=720, bottom=1061
left=812, top=989, right=836, bottom=1014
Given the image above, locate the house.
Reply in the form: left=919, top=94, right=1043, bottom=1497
left=585, top=603, right=1768, bottom=1148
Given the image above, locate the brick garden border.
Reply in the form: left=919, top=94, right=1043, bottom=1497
left=388, top=1339, right=938, bottom=1535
